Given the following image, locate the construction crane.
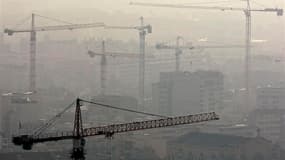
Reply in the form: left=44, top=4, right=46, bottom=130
left=4, top=13, right=106, bottom=93
left=130, top=0, right=283, bottom=112
left=88, top=40, right=153, bottom=95
left=104, top=17, right=152, bottom=110
left=156, top=36, right=248, bottom=71
left=5, top=15, right=151, bottom=110
left=12, top=98, right=219, bottom=160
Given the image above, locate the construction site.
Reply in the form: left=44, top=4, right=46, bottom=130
left=0, top=0, right=285, bottom=160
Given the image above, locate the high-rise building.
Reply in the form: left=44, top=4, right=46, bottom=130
left=152, top=70, right=224, bottom=116
left=249, top=87, right=285, bottom=143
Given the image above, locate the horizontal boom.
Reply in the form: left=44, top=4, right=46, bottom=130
left=13, top=112, right=219, bottom=150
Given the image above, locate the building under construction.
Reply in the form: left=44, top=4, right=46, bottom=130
left=0, top=0, right=284, bottom=160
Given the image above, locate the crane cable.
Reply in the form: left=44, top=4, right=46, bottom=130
left=11, top=15, right=32, bottom=29
left=79, top=98, right=168, bottom=118
left=33, top=13, right=74, bottom=25
left=10, top=13, right=74, bottom=32
left=31, top=98, right=168, bottom=136
left=251, top=0, right=270, bottom=8
left=32, top=100, right=76, bottom=136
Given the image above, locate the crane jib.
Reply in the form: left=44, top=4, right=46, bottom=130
left=12, top=112, right=219, bottom=150
left=83, top=112, right=219, bottom=137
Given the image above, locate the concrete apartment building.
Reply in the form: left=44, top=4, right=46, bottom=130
left=152, top=70, right=224, bottom=116
left=249, top=87, right=285, bottom=143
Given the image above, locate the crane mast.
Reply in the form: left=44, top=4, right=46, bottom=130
left=30, top=13, right=36, bottom=92
left=12, top=98, right=219, bottom=160
left=245, top=0, right=252, bottom=113
left=105, top=19, right=152, bottom=110
left=72, top=99, right=85, bottom=160
left=175, top=36, right=183, bottom=72
left=88, top=41, right=145, bottom=96
left=139, top=17, right=146, bottom=110
left=100, top=41, right=107, bottom=95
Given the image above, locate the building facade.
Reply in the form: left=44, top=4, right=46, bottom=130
left=256, top=87, right=285, bottom=110
left=248, top=87, right=285, bottom=143
left=152, top=70, right=224, bottom=116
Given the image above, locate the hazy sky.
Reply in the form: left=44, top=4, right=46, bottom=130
left=2, top=0, right=283, bottom=7
left=1, top=0, right=284, bottom=51
left=1, top=0, right=283, bottom=16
